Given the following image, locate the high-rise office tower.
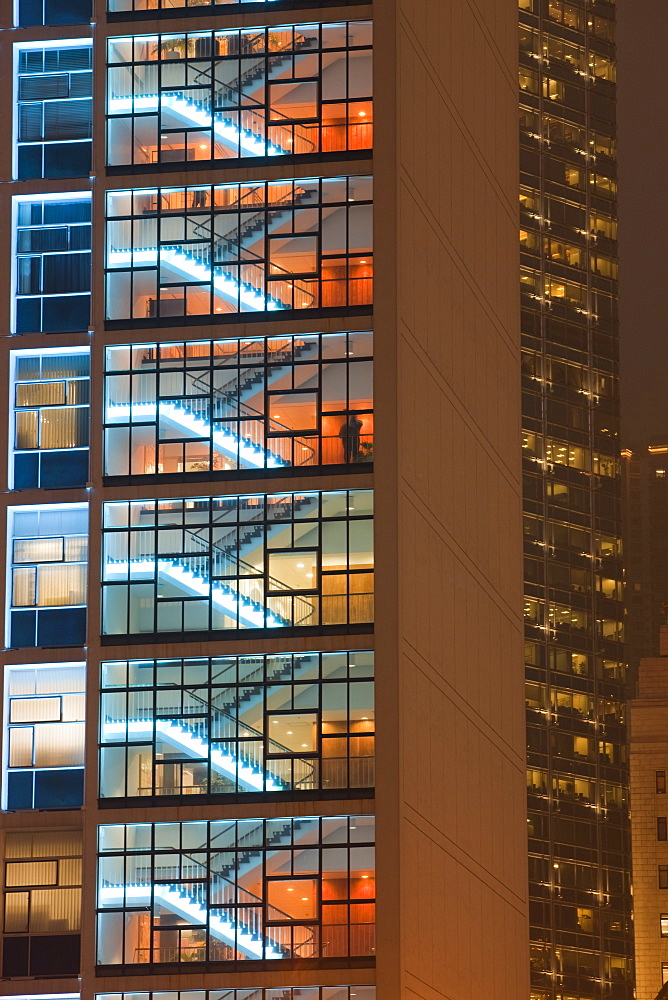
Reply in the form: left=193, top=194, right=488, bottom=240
left=519, top=1, right=632, bottom=997
left=0, top=2, right=528, bottom=1000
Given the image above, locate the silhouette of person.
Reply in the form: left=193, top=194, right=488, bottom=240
left=339, top=414, right=363, bottom=463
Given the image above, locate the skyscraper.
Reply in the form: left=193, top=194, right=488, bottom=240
left=0, top=1, right=528, bottom=1000
left=519, top=1, right=632, bottom=996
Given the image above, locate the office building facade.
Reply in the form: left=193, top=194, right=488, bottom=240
left=623, top=442, right=668, bottom=690
left=0, top=1, right=528, bottom=1000
left=519, top=0, right=632, bottom=997
left=629, top=631, right=668, bottom=1000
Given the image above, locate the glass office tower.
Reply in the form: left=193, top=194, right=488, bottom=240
left=519, top=1, right=632, bottom=997
left=0, top=1, right=528, bottom=999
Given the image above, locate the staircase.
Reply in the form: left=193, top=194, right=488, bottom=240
left=108, top=34, right=317, bottom=159
left=105, top=339, right=319, bottom=470
left=102, top=684, right=317, bottom=793
left=99, top=819, right=318, bottom=962
left=99, top=881, right=288, bottom=960
left=108, top=187, right=319, bottom=313
left=104, top=397, right=291, bottom=469
left=104, top=519, right=316, bottom=630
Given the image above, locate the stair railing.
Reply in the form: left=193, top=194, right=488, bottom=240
left=124, top=844, right=318, bottom=958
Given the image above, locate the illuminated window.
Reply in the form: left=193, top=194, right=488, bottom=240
left=16, top=42, right=92, bottom=180
left=2, top=830, right=82, bottom=978
left=96, top=992, right=375, bottom=1000
left=99, top=651, right=373, bottom=798
left=107, top=23, right=372, bottom=165
left=4, top=663, right=85, bottom=810
left=102, top=491, right=373, bottom=636
left=103, top=333, right=372, bottom=476
left=108, top=0, right=279, bottom=10
left=11, top=348, right=90, bottom=489
left=105, top=177, right=372, bottom=321
left=7, top=504, right=88, bottom=648
left=97, top=817, right=375, bottom=966
left=14, top=194, right=92, bottom=334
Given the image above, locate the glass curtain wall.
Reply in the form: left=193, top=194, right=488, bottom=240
left=16, top=42, right=93, bottom=180
left=99, top=651, right=374, bottom=798
left=96, top=991, right=375, bottom=999
left=519, top=0, right=631, bottom=996
left=105, top=177, right=372, bottom=321
left=101, top=490, right=373, bottom=636
left=97, top=817, right=375, bottom=967
left=11, top=348, right=90, bottom=489
left=104, top=333, right=373, bottom=477
left=108, top=0, right=279, bottom=11
left=107, top=23, right=372, bottom=166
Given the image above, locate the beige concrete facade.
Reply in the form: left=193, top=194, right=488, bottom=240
left=631, top=630, right=668, bottom=1000
left=373, top=1, right=528, bottom=997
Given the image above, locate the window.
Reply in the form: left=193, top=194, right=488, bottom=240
left=107, top=23, right=372, bottom=166
left=96, top=992, right=375, bottom=1000
left=658, top=817, right=666, bottom=841
left=658, top=771, right=666, bottom=794
left=14, top=195, right=92, bottom=334
left=105, top=177, right=372, bottom=321
left=102, top=490, right=373, bottom=636
left=659, top=866, right=668, bottom=889
left=663, top=962, right=668, bottom=985
left=100, top=651, right=373, bottom=798
left=4, top=663, right=85, bottom=810
left=108, top=0, right=279, bottom=9
left=11, top=348, right=90, bottom=488
left=16, top=0, right=91, bottom=27
left=104, top=333, right=372, bottom=477
left=661, top=914, right=668, bottom=937
left=97, top=816, right=375, bottom=966
left=2, top=830, right=82, bottom=978
left=590, top=53, right=616, bottom=83
left=16, top=42, right=92, bottom=180
left=547, top=1, right=584, bottom=31
left=7, top=504, right=88, bottom=649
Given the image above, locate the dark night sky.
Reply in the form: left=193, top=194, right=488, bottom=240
left=617, top=0, right=668, bottom=448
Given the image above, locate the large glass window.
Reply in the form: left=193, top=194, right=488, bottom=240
left=109, top=0, right=278, bottom=10
left=97, top=817, right=375, bottom=966
left=2, top=830, right=82, bottom=978
left=15, top=194, right=92, bottom=334
left=99, top=651, right=373, bottom=798
left=4, top=663, right=85, bottom=810
left=104, top=333, right=372, bottom=477
left=97, top=992, right=373, bottom=1000
left=102, top=491, right=373, bottom=636
left=11, top=348, right=90, bottom=489
left=8, top=504, right=88, bottom=649
left=107, top=24, right=371, bottom=166
left=105, top=177, right=372, bottom=321
left=17, top=0, right=91, bottom=27
left=16, top=42, right=92, bottom=180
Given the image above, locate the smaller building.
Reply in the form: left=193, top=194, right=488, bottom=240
left=630, top=623, right=668, bottom=999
